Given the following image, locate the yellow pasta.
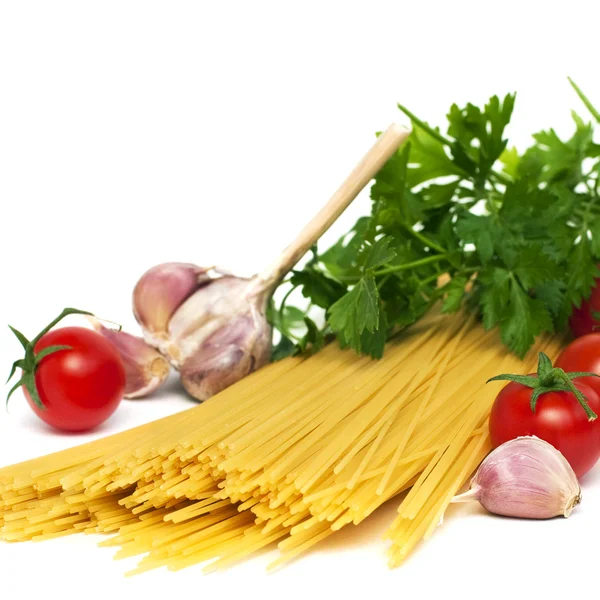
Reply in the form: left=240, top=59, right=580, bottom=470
left=0, top=309, right=563, bottom=573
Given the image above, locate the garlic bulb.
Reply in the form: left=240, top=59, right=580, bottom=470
left=453, top=436, right=581, bottom=519
left=179, top=305, right=272, bottom=400
left=133, top=262, right=211, bottom=353
left=157, top=275, right=265, bottom=367
left=131, top=124, right=410, bottom=401
left=89, top=319, right=170, bottom=399
left=133, top=270, right=272, bottom=401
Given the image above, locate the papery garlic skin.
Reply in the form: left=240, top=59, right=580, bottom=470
left=133, top=263, right=210, bottom=350
left=165, top=276, right=269, bottom=368
left=179, top=304, right=272, bottom=401
left=89, top=320, right=170, bottom=399
left=132, top=267, right=274, bottom=402
left=455, top=436, right=581, bottom=519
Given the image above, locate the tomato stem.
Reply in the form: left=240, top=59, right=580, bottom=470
left=488, top=352, right=599, bottom=421
left=6, top=308, right=96, bottom=410
left=554, top=368, right=598, bottom=421
left=31, top=308, right=94, bottom=345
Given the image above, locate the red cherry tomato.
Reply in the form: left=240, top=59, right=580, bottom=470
left=23, top=327, right=126, bottom=432
left=556, top=334, right=600, bottom=398
left=489, top=377, right=600, bottom=478
left=570, top=278, right=600, bottom=337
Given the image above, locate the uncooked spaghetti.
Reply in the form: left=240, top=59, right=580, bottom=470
left=0, top=310, right=561, bottom=573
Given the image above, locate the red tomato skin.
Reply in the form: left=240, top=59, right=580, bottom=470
left=569, top=279, right=600, bottom=337
left=489, top=378, right=600, bottom=478
left=556, top=334, right=600, bottom=398
left=23, top=327, right=126, bottom=432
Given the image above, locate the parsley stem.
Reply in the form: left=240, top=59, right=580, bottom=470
left=568, top=76, right=600, bottom=124
left=397, top=104, right=453, bottom=146
left=575, top=195, right=600, bottom=235
left=574, top=201, right=600, bottom=219
left=279, top=285, right=297, bottom=312
left=277, top=285, right=300, bottom=340
left=374, top=254, right=449, bottom=276
left=486, top=196, right=499, bottom=216
left=490, top=170, right=511, bottom=186
left=377, top=274, right=391, bottom=289
left=402, top=223, right=447, bottom=254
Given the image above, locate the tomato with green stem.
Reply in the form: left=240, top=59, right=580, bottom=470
left=488, top=352, right=600, bottom=478
left=7, top=308, right=126, bottom=432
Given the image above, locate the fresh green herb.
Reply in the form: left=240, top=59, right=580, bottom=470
left=269, top=80, right=600, bottom=360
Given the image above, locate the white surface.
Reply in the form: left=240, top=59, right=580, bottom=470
left=1, top=2, right=599, bottom=598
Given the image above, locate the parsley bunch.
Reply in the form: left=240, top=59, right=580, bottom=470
left=269, top=80, right=600, bottom=360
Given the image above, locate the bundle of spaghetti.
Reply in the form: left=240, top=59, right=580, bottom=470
left=0, top=309, right=564, bottom=574
left=200, top=317, right=561, bottom=571
left=0, top=354, right=312, bottom=544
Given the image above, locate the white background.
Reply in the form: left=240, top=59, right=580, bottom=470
left=1, top=2, right=599, bottom=598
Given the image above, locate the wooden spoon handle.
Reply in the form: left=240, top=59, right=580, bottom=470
left=259, top=123, right=411, bottom=289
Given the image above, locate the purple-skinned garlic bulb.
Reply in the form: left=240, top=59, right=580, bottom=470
left=156, top=274, right=268, bottom=368
left=133, top=262, right=211, bottom=355
left=132, top=124, right=410, bottom=401
left=453, top=436, right=581, bottom=519
left=133, top=269, right=273, bottom=401
left=89, top=319, right=170, bottom=399
left=179, top=306, right=272, bottom=400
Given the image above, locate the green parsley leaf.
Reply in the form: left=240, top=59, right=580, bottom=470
left=589, top=217, right=600, bottom=258
left=271, top=335, right=297, bottom=362
left=447, top=93, right=516, bottom=186
left=480, top=268, right=553, bottom=357
left=290, top=269, right=346, bottom=309
left=455, top=212, right=499, bottom=264
left=401, top=122, right=465, bottom=187
left=499, top=285, right=554, bottom=358
left=559, top=237, right=600, bottom=325
left=380, top=274, right=431, bottom=328
left=359, top=310, right=388, bottom=359
left=319, top=217, right=370, bottom=278
left=499, top=146, right=520, bottom=178
left=535, top=281, right=566, bottom=318
left=479, top=267, right=512, bottom=330
left=361, top=236, right=398, bottom=271
left=512, top=245, right=562, bottom=290
left=441, top=276, right=468, bottom=314
left=268, top=303, right=306, bottom=337
left=273, top=84, right=600, bottom=360
left=419, top=180, right=460, bottom=211
left=519, top=112, right=594, bottom=188
left=371, top=143, right=413, bottom=224
left=296, top=317, right=326, bottom=355
left=328, top=276, right=380, bottom=352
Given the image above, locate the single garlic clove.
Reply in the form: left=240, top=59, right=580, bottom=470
left=133, top=262, right=211, bottom=345
left=89, top=319, right=171, bottom=399
left=453, top=436, right=581, bottom=519
left=179, top=305, right=272, bottom=401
